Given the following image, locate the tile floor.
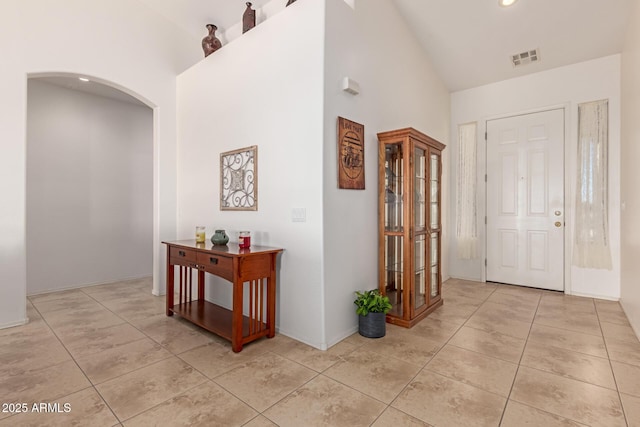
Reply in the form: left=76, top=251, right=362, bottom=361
left=1, top=277, right=639, bottom=426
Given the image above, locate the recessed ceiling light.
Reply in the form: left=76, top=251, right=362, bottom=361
left=499, top=0, right=518, bottom=7
left=78, top=77, right=90, bottom=82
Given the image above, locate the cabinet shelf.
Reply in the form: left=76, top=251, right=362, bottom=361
left=378, top=127, right=445, bottom=329
left=384, top=228, right=404, bottom=234
left=171, top=300, right=267, bottom=343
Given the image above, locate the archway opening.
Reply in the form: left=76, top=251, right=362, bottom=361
left=26, top=73, right=155, bottom=296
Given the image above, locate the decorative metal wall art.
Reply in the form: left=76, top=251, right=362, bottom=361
left=202, top=24, right=222, bottom=57
left=337, top=117, right=365, bottom=189
left=243, top=2, right=256, bottom=33
left=220, top=146, right=258, bottom=211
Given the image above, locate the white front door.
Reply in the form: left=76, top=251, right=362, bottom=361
left=486, top=109, right=564, bottom=291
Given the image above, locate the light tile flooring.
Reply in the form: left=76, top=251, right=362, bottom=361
left=1, top=278, right=639, bottom=426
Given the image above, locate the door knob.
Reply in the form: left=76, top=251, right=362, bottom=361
left=555, top=211, right=562, bottom=216
left=554, top=221, right=562, bottom=228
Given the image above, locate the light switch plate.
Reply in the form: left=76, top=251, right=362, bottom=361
left=292, top=208, right=306, bottom=222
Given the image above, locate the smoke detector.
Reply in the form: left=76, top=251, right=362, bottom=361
left=511, top=49, right=540, bottom=67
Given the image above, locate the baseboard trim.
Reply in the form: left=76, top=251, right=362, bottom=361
left=568, top=291, right=619, bottom=301
left=0, top=318, right=28, bottom=330
left=620, top=303, right=640, bottom=341
left=326, top=325, right=359, bottom=349
left=447, top=275, right=483, bottom=283
left=27, top=275, right=153, bottom=297
left=275, top=327, right=328, bottom=351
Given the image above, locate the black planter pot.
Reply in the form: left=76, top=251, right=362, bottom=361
left=358, top=312, right=386, bottom=338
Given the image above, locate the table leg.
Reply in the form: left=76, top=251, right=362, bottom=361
left=166, top=255, right=174, bottom=317
left=267, top=254, right=276, bottom=338
left=198, top=270, right=205, bottom=301
left=231, top=279, right=244, bottom=352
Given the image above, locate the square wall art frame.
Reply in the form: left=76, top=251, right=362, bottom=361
left=220, top=145, right=258, bottom=211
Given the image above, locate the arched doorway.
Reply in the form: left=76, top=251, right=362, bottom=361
left=26, top=73, right=156, bottom=296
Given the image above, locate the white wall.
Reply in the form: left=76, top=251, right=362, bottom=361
left=621, top=1, right=640, bottom=336
left=450, top=55, right=622, bottom=300
left=176, top=0, right=327, bottom=348
left=322, top=0, right=451, bottom=347
left=0, top=0, right=199, bottom=328
left=27, top=80, right=153, bottom=294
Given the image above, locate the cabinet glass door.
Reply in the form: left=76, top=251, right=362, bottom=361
left=384, top=144, right=404, bottom=232
left=429, top=153, right=441, bottom=300
left=414, top=146, right=427, bottom=312
left=384, top=143, right=404, bottom=317
left=385, top=235, right=403, bottom=317
left=414, top=235, right=426, bottom=310
left=430, top=154, right=440, bottom=230
left=414, top=148, right=427, bottom=232
left=430, top=232, right=440, bottom=298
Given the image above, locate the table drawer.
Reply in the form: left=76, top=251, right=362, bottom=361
left=169, top=246, right=197, bottom=265
left=197, top=252, right=234, bottom=281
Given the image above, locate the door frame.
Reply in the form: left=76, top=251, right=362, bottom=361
left=480, top=103, right=572, bottom=294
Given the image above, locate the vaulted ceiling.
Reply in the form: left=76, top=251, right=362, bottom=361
left=138, top=0, right=635, bottom=92
left=392, top=0, right=633, bottom=91
left=138, top=0, right=633, bottom=92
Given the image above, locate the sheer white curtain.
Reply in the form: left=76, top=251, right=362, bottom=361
left=456, top=122, right=478, bottom=259
left=573, top=100, right=612, bottom=270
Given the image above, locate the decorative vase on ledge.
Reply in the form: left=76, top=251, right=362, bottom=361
left=202, top=24, right=222, bottom=57
left=211, top=230, right=229, bottom=245
left=243, top=2, right=256, bottom=34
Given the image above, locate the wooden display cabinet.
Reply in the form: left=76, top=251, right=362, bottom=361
left=378, top=128, right=445, bottom=328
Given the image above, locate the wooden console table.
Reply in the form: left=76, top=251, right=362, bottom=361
left=163, top=240, right=283, bottom=352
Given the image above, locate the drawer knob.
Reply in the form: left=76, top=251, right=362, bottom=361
left=179, top=250, right=186, bottom=257
left=210, top=257, right=219, bottom=265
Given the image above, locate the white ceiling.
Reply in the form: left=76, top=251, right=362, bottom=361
left=139, top=0, right=634, bottom=92
left=32, top=1, right=634, bottom=100
left=392, top=0, right=633, bottom=91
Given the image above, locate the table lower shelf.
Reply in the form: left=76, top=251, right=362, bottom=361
left=170, top=300, right=268, bottom=344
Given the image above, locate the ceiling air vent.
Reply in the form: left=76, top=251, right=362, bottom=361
left=511, top=49, right=540, bottom=67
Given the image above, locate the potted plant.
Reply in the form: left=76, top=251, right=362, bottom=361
left=354, top=289, right=392, bottom=338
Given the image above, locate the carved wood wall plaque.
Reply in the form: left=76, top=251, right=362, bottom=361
left=337, top=117, right=365, bottom=190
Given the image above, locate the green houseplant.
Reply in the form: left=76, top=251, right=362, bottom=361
left=354, top=289, right=392, bottom=338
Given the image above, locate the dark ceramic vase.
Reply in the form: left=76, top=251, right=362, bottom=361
left=202, top=24, right=222, bottom=57
left=211, top=230, right=229, bottom=245
left=358, top=312, right=386, bottom=338
left=243, top=2, right=255, bottom=34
